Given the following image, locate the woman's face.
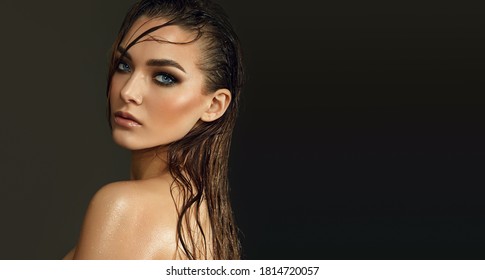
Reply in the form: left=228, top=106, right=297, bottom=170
left=109, top=16, right=212, bottom=150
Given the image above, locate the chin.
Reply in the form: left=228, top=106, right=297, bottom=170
left=112, top=138, right=138, bottom=150
left=111, top=131, right=174, bottom=151
left=111, top=131, right=145, bottom=150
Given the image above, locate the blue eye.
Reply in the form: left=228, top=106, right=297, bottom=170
left=154, top=73, right=176, bottom=86
left=117, top=61, right=131, bottom=72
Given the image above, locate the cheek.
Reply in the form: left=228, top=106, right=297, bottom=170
left=147, top=90, right=207, bottom=138
left=155, top=94, right=204, bottom=121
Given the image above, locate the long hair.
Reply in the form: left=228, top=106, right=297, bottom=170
left=106, top=0, right=243, bottom=259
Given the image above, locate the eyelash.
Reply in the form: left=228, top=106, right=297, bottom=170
left=153, top=72, right=177, bottom=86
left=116, top=60, right=131, bottom=73
left=115, top=60, right=178, bottom=87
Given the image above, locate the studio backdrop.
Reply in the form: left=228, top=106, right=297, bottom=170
left=0, top=0, right=484, bottom=259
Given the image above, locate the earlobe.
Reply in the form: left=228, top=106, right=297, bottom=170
left=201, top=89, right=232, bottom=122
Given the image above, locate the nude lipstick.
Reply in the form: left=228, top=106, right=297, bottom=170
left=113, top=111, right=142, bottom=128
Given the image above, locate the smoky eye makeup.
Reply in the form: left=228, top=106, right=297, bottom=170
left=113, top=49, right=183, bottom=87
left=153, top=71, right=178, bottom=86
left=114, top=55, right=132, bottom=73
left=117, top=60, right=131, bottom=73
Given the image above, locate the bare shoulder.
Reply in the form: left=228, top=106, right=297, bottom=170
left=73, top=179, right=179, bottom=260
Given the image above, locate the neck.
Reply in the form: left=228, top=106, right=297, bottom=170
left=130, top=146, right=169, bottom=180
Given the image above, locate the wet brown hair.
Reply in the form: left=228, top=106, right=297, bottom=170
left=106, top=0, right=243, bottom=259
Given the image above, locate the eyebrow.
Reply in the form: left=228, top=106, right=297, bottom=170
left=117, top=46, right=186, bottom=73
left=146, top=59, right=186, bottom=73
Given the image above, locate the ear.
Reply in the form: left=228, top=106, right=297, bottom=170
left=201, top=88, right=232, bottom=122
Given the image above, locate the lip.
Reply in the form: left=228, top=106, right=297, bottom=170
left=113, top=111, right=142, bottom=128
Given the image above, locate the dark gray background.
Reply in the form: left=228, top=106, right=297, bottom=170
left=0, top=0, right=484, bottom=259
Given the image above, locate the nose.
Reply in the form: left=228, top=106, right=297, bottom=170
left=120, top=72, right=144, bottom=105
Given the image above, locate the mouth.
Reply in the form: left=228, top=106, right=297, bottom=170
left=113, top=111, right=142, bottom=127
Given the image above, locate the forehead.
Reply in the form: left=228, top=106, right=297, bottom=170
left=122, top=16, right=197, bottom=46
left=120, top=16, right=202, bottom=64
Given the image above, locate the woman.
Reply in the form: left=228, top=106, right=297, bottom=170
left=63, top=0, right=243, bottom=260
